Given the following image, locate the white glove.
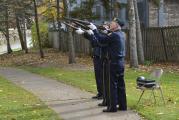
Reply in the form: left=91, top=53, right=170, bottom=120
left=60, top=23, right=66, bottom=31
left=102, top=30, right=108, bottom=34
left=75, top=28, right=84, bottom=35
left=88, top=23, right=97, bottom=30
left=86, top=30, right=94, bottom=35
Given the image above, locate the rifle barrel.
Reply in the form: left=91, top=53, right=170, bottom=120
left=73, top=21, right=90, bottom=30
left=65, top=17, right=90, bottom=25
left=63, top=22, right=78, bottom=30
left=64, top=18, right=112, bottom=35
left=64, top=17, right=108, bottom=31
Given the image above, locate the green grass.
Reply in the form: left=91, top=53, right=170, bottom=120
left=0, top=76, right=60, bottom=120
left=22, top=66, right=179, bottom=120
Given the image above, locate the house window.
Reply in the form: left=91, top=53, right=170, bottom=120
left=119, top=7, right=126, bottom=21
left=96, top=6, right=101, bottom=18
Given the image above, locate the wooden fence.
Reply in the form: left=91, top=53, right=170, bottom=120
left=141, top=26, right=179, bottom=62
left=49, top=26, right=179, bottom=63
left=48, top=30, right=92, bottom=54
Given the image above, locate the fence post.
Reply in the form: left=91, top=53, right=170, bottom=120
left=161, top=28, right=168, bottom=61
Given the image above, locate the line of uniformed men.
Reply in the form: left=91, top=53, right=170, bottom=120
left=75, top=19, right=127, bottom=112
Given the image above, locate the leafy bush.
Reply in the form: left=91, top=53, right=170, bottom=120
left=31, top=22, right=50, bottom=48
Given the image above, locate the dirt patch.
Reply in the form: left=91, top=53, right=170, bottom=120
left=0, top=48, right=178, bottom=72
left=0, top=49, right=93, bottom=70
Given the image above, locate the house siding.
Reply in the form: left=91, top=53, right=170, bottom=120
left=148, top=1, right=159, bottom=27
left=164, top=0, right=179, bottom=26
left=72, top=0, right=179, bottom=27
left=148, top=0, right=179, bottom=27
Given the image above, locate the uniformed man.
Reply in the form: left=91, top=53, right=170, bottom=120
left=86, top=19, right=127, bottom=112
left=96, top=24, right=110, bottom=107
left=77, top=26, right=110, bottom=106
left=76, top=28, right=103, bottom=100
left=75, top=19, right=127, bottom=112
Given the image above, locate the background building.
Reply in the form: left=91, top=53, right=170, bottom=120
left=73, top=0, right=179, bottom=27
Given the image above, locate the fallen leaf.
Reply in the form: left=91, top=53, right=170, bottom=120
left=33, top=110, right=37, bottom=113
left=157, top=112, right=164, bottom=115
left=36, top=104, right=41, bottom=106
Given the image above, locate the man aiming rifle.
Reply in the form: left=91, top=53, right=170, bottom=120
left=74, top=18, right=127, bottom=112
left=63, top=20, right=105, bottom=99
left=63, top=18, right=127, bottom=112
left=64, top=17, right=111, bottom=33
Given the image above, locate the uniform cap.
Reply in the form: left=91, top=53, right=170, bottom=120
left=113, top=18, right=125, bottom=27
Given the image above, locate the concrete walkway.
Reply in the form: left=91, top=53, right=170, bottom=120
left=0, top=67, right=142, bottom=120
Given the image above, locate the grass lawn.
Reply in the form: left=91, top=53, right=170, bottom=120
left=0, top=76, right=60, bottom=120
left=22, top=66, right=179, bottom=120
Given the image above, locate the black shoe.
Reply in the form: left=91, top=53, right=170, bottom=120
left=103, top=108, right=117, bottom=112
left=92, top=94, right=103, bottom=99
left=97, top=96, right=103, bottom=100
left=118, top=107, right=127, bottom=111
left=98, top=102, right=107, bottom=107
left=92, top=95, right=98, bottom=99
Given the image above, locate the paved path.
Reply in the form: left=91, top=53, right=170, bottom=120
left=0, top=67, right=142, bottom=120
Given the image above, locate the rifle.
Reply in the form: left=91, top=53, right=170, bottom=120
left=63, top=19, right=112, bottom=35
left=64, top=17, right=107, bottom=31
left=73, top=21, right=91, bottom=30
left=62, top=21, right=79, bottom=30
left=63, top=21, right=89, bottom=33
left=65, top=17, right=91, bottom=25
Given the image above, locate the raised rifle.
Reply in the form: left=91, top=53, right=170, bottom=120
left=63, top=21, right=80, bottom=30
left=72, top=21, right=91, bottom=30
left=64, top=17, right=107, bottom=31
left=63, top=18, right=112, bottom=35
left=62, top=21, right=89, bottom=33
left=64, top=17, right=91, bottom=25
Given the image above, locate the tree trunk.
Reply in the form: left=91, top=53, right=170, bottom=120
left=110, top=0, right=113, bottom=20
left=5, top=6, right=12, bottom=54
left=63, top=0, right=76, bottom=64
left=128, top=0, right=138, bottom=68
left=62, top=0, right=68, bottom=18
left=68, top=28, right=76, bottom=64
left=15, top=15, right=25, bottom=50
left=33, top=0, right=44, bottom=58
left=114, top=0, right=119, bottom=18
left=56, top=0, right=62, bottom=50
left=134, top=0, right=144, bottom=64
left=23, top=18, right=28, bottom=53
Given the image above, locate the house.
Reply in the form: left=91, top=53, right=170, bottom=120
left=91, top=0, right=127, bottom=25
left=73, top=0, right=179, bottom=27
left=148, top=0, right=179, bottom=27
left=70, top=0, right=127, bottom=24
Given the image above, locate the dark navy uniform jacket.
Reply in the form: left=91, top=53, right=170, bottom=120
left=84, top=32, right=107, bottom=58
left=92, top=29, right=125, bottom=60
left=84, top=33, right=100, bottom=57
